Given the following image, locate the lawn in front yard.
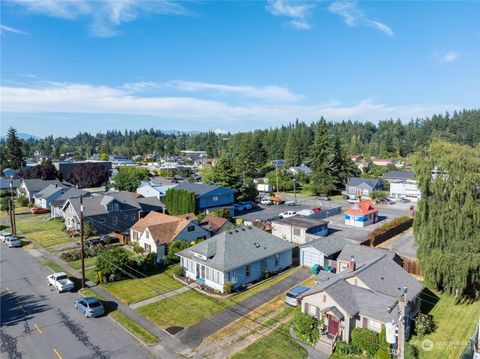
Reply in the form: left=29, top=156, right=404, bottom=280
left=69, top=256, right=98, bottom=270
left=137, top=267, right=303, bottom=329
left=103, top=265, right=183, bottom=304
left=410, top=289, right=480, bottom=359
left=1, top=213, right=75, bottom=250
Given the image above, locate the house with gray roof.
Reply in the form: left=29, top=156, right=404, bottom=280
left=298, top=244, right=423, bottom=351
left=299, top=236, right=346, bottom=268
left=272, top=216, right=329, bottom=244
left=0, top=178, right=21, bottom=191
left=173, top=182, right=235, bottom=214
left=383, top=170, right=415, bottom=182
left=17, top=179, right=61, bottom=202
left=33, top=184, right=90, bottom=217
left=177, top=226, right=294, bottom=293
left=346, top=177, right=382, bottom=198
left=62, top=191, right=162, bottom=235
left=287, top=164, right=313, bottom=176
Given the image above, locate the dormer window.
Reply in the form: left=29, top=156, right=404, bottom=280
left=108, top=204, right=113, bottom=212
left=188, top=225, right=195, bottom=232
left=146, top=230, right=149, bottom=239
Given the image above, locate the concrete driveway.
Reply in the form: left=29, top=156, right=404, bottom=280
left=176, top=267, right=311, bottom=348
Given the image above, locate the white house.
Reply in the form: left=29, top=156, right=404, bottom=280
left=130, top=212, right=210, bottom=257
left=299, top=236, right=346, bottom=268
left=136, top=184, right=176, bottom=200
left=272, top=216, right=329, bottom=244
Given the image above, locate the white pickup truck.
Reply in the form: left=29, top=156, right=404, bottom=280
left=47, top=272, right=74, bottom=293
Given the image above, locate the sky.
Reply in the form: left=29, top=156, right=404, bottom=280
left=1, top=0, right=479, bottom=137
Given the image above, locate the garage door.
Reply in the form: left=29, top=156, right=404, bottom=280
left=301, top=249, right=322, bottom=268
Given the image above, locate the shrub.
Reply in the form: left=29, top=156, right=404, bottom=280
left=173, top=265, right=184, bottom=277
left=133, top=244, right=144, bottom=254
left=224, top=281, right=233, bottom=294
left=166, top=240, right=190, bottom=263
left=351, top=328, right=380, bottom=357
left=404, top=343, right=418, bottom=359
left=83, top=223, right=96, bottom=238
left=0, top=197, right=9, bottom=211
left=16, top=195, right=29, bottom=207
left=263, top=271, right=271, bottom=279
left=96, top=247, right=130, bottom=280
left=0, top=190, right=13, bottom=198
left=415, top=313, right=436, bottom=338
left=376, top=327, right=391, bottom=359
left=293, top=307, right=321, bottom=346
left=334, top=341, right=361, bottom=355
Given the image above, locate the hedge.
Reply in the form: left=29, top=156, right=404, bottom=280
left=368, top=216, right=413, bottom=246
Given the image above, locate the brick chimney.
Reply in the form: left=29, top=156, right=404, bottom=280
left=349, top=255, right=356, bottom=272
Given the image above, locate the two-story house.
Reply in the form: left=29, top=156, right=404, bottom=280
left=174, top=182, right=235, bottom=214
left=345, top=178, right=382, bottom=199
left=298, top=244, right=423, bottom=354
left=17, top=179, right=61, bottom=203
left=272, top=216, right=329, bottom=244
left=130, top=212, right=210, bottom=257
left=176, top=226, right=294, bottom=292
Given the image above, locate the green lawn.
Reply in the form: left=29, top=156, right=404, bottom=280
left=1, top=213, right=75, bottom=250
left=231, top=321, right=307, bottom=359
left=137, top=267, right=302, bottom=329
left=69, top=256, right=98, bottom=270
left=43, top=259, right=66, bottom=273
left=103, top=265, right=183, bottom=304
left=410, top=289, right=480, bottom=359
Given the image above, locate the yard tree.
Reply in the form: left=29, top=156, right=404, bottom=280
left=330, top=131, right=359, bottom=190
left=284, top=131, right=302, bottom=168
left=5, top=127, right=24, bottom=169
left=18, top=164, right=60, bottom=180
left=310, top=119, right=335, bottom=195
left=69, top=162, right=110, bottom=188
left=211, top=155, right=240, bottom=189
left=96, top=247, right=130, bottom=280
left=413, top=140, right=480, bottom=298
left=113, top=167, right=149, bottom=192
left=164, top=188, right=196, bottom=215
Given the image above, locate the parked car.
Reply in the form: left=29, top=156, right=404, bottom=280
left=233, top=204, right=245, bottom=213
left=284, top=201, right=296, bottom=206
left=31, top=208, right=50, bottom=214
left=100, top=235, right=119, bottom=244
left=279, top=211, right=297, bottom=219
left=88, top=238, right=103, bottom=247
left=239, top=202, right=253, bottom=210
left=0, top=232, right=12, bottom=244
left=317, top=196, right=330, bottom=201
left=74, top=297, right=105, bottom=318
left=260, top=199, right=272, bottom=205
left=347, top=198, right=360, bottom=204
left=387, top=197, right=397, bottom=204
left=47, top=272, right=74, bottom=293
left=399, top=197, right=410, bottom=203
left=285, top=285, right=311, bottom=307
left=7, top=237, right=22, bottom=248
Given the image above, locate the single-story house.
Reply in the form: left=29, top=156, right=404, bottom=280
left=174, top=182, right=235, bottom=214
left=383, top=171, right=421, bottom=202
left=0, top=178, right=21, bottom=191
left=287, top=165, right=312, bottom=176
left=17, top=179, right=61, bottom=202
left=199, top=215, right=231, bottom=235
left=299, top=236, right=346, bottom=268
left=272, top=216, right=329, bottom=244
left=49, top=188, right=90, bottom=219
left=298, top=244, right=424, bottom=350
left=177, top=226, right=294, bottom=292
left=130, top=212, right=210, bottom=257
left=345, top=178, right=382, bottom=199
left=33, top=184, right=68, bottom=209
left=344, top=201, right=378, bottom=227
left=383, top=170, right=415, bottom=183
left=136, top=184, right=177, bottom=200
left=63, top=191, right=162, bottom=235
left=2, top=168, right=18, bottom=178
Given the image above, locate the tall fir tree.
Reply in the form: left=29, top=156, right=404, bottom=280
left=5, top=127, right=24, bottom=169
left=310, top=119, right=334, bottom=195
left=212, top=156, right=240, bottom=189
left=330, top=131, right=360, bottom=190
left=413, top=141, right=480, bottom=298
left=284, top=131, right=302, bottom=168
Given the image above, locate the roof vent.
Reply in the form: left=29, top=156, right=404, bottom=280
left=254, top=243, right=260, bottom=248
left=228, top=231, right=232, bottom=234
left=234, top=229, right=239, bottom=233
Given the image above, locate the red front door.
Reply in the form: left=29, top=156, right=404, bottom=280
left=328, top=316, right=339, bottom=336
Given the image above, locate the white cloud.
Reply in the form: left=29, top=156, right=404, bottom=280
left=266, top=0, right=315, bottom=30
left=0, top=81, right=459, bottom=127
left=0, top=24, right=29, bottom=35
left=328, top=0, right=394, bottom=36
left=11, top=0, right=189, bottom=37
left=214, top=128, right=228, bottom=135
left=433, top=50, right=459, bottom=64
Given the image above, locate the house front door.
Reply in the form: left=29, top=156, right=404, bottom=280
left=328, top=316, right=339, bottom=336
left=200, top=265, right=205, bottom=279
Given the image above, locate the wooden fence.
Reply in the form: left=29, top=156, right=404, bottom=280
left=368, top=218, right=413, bottom=247
left=401, top=255, right=422, bottom=276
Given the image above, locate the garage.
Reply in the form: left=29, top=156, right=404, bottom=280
left=300, top=247, right=324, bottom=268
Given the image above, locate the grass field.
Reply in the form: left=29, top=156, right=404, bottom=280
left=1, top=213, right=75, bottom=250
left=103, top=265, right=183, bottom=304
left=410, top=289, right=480, bottom=359
left=79, top=288, right=159, bottom=345
left=137, top=267, right=302, bottom=329
left=43, top=259, right=66, bottom=273
left=69, top=256, right=98, bottom=270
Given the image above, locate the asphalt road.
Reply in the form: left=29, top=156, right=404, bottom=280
left=0, top=244, right=152, bottom=359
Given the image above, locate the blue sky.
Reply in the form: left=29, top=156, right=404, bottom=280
left=1, top=0, right=479, bottom=137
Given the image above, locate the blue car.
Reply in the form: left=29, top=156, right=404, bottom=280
left=74, top=297, right=105, bottom=318
left=285, top=285, right=311, bottom=307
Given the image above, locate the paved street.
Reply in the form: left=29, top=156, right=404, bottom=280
left=0, top=244, right=152, bottom=359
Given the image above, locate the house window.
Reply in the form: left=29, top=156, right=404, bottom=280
left=99, top=218, right=106, bottom=223
left=309, top=304, right=317, bottom=317
left=367, top=318, right=382, bottom=333
left=124, top=214, right=128, bottom=219
left=114, top=203, right=119, bottom=212
left=227, top=271, right=231, bottom=281
left=188, top=225, right=195, bottom=232
left=144, top=243, right=152, bottom=253
left=245, top=265, right=250, bottom=277
left=212, top=196, right=219, bottom=201
left=108, top=204, right=113, bottom=212
left=131, top=213, right=136, bottom=220
left=274, top=254, right=279, bottom=266
left=293, top=228, right=301, bottom=236
left=146, top=231, right=149, bottom=239
left=112, top=217, right=117, bottom=225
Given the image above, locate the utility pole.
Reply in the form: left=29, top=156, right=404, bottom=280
left=9, top=177, right=16, bottom=235
left=80, top=195, right=85, bottom=288
left=275, top=160, right=279, bottom=195
left=397, top=288, right=407, bottom=359
left=292, top=179, right=297, bottom=204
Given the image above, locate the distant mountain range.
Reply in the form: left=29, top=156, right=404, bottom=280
left=0, top=132, right=40, bottom=141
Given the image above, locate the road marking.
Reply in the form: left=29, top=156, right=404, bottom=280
left=53, top=348, right=63, bottom=359
left=34, top=323, right=42, bottom=334
left=5, top=287, right=11, bottom=293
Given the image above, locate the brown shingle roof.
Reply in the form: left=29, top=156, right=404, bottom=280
left=131, top=212, right=193, bottom=245
left=199, top=215, right=228, bottom=234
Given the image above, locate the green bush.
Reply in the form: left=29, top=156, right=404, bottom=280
left=293, top=307, right=321, bottom=346
left=351, top=328, right=380, bottom=357
left=173, top=265, right=184, bottom=277
left=0, top=197, right=9, bottom=211
left=16, top=195, right=29, bottom=207
left=404, top=343, right=418, bottom=359
left=334, top=341, right=361, bottom=355
left=224, top=281, right=233, bottom=294
left=133, top=244, right=144, bottom=254
left=83, top=223, right=96, bottom=238
left=166, top=240, right=190, bottom=263
left=96, top=247, right=131, bottom=280
left=0, top=190, right=13, bottom=198
left=415, top=313, right=436, bottom=338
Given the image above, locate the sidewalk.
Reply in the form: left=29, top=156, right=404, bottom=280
left=130, top=282, right=198, bottom=309
left=35, top=247, right=192, bottom=358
